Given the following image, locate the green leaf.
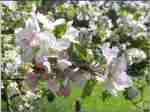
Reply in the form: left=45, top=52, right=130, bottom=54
left=129, top=37, right=150, bottom=55
left=81, top=79, right=97, bottom=98
left=70, top=44, right=87, bottom=63
left=75, top=44, right=95, bottom=63
left=53, top=24, right=67, bottom=38
left=119, top=6, right=136, bottom=17
left=133, top=11, right=144, bottom=20
left=56, top=4, right=65, bottom=13
left=66, top=5, right=76, bottom=20
left=128, top=60, right=149, bottom=77
left=101, top=90, right=112, bottom=102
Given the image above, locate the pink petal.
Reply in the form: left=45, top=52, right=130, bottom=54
left=26, top=71, right=38, bottom=91
left=48, top=79, right=59, bottom=92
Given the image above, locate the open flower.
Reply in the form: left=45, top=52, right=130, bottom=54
left=98, top=43, right=132, bottom=96
left=105, top=56, right=132, bottom=95
left=16, top=18, right=70, bottom=63
left=15, top=10, right=40, bottom=62
left=15, top=29, right=40, bottom=62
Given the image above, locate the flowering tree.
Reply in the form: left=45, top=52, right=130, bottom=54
left=1, top=1, right=150, bottom=112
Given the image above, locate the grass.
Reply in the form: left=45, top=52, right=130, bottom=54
left=36, top=83, right=138, bottom=112
left=2, top=82, right=149, bottom=112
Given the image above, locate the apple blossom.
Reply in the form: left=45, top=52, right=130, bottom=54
left=15, top=15, right=41, bottom=62
left=100, top=43, right=132, bottom=95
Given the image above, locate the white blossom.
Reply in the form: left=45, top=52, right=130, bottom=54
left=126, top=48, right=147, bottom=64
left=100, top=43, right=132, bottom=95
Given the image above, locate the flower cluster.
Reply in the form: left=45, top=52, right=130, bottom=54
left=13, top=1, right=149, bottom=97
left=15, top=6, right=79, bottom=96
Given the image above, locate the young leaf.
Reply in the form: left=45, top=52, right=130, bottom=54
left=53, top=24, right=67, bottom=38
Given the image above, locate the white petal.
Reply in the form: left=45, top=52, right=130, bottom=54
left=15, top=28, right=25, bottom=47
left=37, top=13, right=48, bottom=24
left=113, top=72, right=132, bottom=91
left=53, top=18, right=66, bottom=26
left=48, top=79, right=59, bottom=92
left=15, top=28, right=23, bottom=34
left=40, top=32, right=56, bottom=46
left=63, top=26, right=79, bottom=42
left=37, top=12, right=54, bottom=30
left=117, top=55, right=127, bottom=71
left=101, top=43, right=119, bottom=64
left=37, top=32, right=56, bottom=57
left=64, top=77, right=69, bottom=87
left=55, top=38, right=70, bottom=51
left=43, top=61, right=51, bottom=73
left=57, top=59, right=72, bottom=71
left=25, top=17, right=40, bottom=32
left=15, top=55, right=22, bottom=65
left=104, top=79, right=118, bottom=96
left=109, top=56, right=127, bottom=75
left=21, top=48, right=34, bottom=62
left=16, top=29, right=40, bottom=48
left=96, top=76, right=106, bottom=83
